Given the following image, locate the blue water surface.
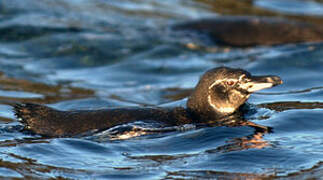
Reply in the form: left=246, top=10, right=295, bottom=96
left=0, top=0, right=322, bottom=179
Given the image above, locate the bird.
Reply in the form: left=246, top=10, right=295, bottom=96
left=13, top=67, right=282, bottom=137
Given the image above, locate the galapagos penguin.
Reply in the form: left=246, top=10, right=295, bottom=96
left=14, top=67, right=282, bottom=137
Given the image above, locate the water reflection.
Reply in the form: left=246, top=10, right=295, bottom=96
left=87, top=110, right=274, bottom=153
left=200, top=113, right=272, bottom=153
left=260, top=101, right=323, bottom=112
left=255, top=0, right=323, bottom=16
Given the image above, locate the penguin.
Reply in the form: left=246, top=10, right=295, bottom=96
left=14, top=67, right=282, bottom=137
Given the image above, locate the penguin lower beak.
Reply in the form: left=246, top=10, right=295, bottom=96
left=245, top=75, right=283, bottom=93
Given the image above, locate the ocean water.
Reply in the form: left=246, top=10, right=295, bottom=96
left=0, top=0, right=322, bottom=179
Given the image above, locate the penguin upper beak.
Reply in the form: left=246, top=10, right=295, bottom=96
left=242, top=75, right=283, bottom=93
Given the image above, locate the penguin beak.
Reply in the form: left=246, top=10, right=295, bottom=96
left=244, top=75, right=283, bottom=93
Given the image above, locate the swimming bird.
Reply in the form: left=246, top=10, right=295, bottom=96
left=173, top=16, right=323, bottom=46
left=13, top=67, right=282, bottom=137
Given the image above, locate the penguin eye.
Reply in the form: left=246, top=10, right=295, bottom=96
left=226, top=80, right=235, bottom=86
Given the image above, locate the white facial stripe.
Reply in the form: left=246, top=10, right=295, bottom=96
left=238, top=74, right=246, bottom=81
left=209, top=80, right=222, bottom=89
left=208, top=94, right=217, bottom=109
left=209, top=78, right=238, bottom=89
left=247, top=83, right=273, bottom=92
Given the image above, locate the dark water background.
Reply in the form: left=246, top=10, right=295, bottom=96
left=0, top=0, right=323, bottom=179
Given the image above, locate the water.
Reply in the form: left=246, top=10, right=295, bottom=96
left=0, top=0, right=323, bottom=179
left=255, top=0, right=323, bottom=16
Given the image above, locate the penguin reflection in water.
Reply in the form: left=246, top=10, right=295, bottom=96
left=14, top=67, right=282, bottom=143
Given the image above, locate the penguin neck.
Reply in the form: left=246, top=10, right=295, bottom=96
left=207, top=93, right=236, bottom=114
left=187, top=88, right=234, bottom=122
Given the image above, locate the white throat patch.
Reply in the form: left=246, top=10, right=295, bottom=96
left=207, top=94, right=235, bottom=114
left=217, top=106, right=236, bottom=113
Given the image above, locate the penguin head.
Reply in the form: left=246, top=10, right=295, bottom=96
left=187, top=67, right=282, bottom=120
